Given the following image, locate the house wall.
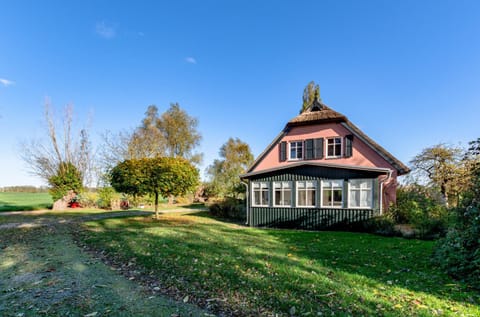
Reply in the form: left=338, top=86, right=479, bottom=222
left=252, top=122, right=399, bottom=209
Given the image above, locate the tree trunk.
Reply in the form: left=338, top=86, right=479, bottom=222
left=155, top=191, right=159, bottom=219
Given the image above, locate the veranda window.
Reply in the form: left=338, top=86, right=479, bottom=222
left=252, top=182, right=269, bottom=206
left=349, top=179, right=373, bottom=208
left=297, top=181, right=316, bottom=207
left=322, top=180, right=343, bottom=208
left=274, top=181, right=292, bottom=207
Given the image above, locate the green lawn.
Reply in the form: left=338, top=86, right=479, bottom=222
left=0, top=192, right=52, bottom=212
left=80, top=212, right=480, bottom=316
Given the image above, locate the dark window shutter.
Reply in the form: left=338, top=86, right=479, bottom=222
left=345, top=135, right=353, bottom=158
left=305, top=139, right=314, bottom=160
left=314, top=138, right=324, bottom=159
left=279, top=141, right=287, bottom=162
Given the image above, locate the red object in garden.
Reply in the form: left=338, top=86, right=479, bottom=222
left=69, top=201, right=81, bottom=208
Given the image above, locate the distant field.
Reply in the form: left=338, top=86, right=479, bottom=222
left=0, top=192, right=52, bottom=212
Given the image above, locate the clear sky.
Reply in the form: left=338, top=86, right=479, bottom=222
left=0, top=0, right=479, bottom=187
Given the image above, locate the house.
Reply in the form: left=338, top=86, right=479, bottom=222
left=240, top=95, right=409, bottom=230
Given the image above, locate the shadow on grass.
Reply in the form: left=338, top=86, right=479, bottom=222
left=78, top=214, right=480, bottom=316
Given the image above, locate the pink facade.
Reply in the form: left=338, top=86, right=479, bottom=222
left=251, top=122, right=399, bottom=210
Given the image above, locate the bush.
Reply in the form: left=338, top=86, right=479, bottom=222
left=434, top=205, right=480, bottom=288
left=97, top=187, right=119, bottom=209
left=208, top=198, right=246, bottom=220
left=77, top=191, right=98, bottom=208
left=48, top=162, right=83, bottom=201
left=345, top=215, right=400, bottom=237
left=387, top=185, right=448, bottom=238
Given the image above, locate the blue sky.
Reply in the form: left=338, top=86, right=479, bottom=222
left=1, top=1, right=479, bottom=186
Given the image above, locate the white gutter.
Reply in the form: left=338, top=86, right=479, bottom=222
left=240, top=181, right=249, bottom=225
left=378, top=169, right=393, bottom=215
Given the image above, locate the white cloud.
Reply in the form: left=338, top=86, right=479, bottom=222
left=185, top=57, right=197, bottom=64
left=95, top=21, right=116, bottom=39
left=0, top=78, right=14, bottom=87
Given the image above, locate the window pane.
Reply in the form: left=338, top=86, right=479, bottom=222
left=323, top=189, right=332, bottom=206
left=350, top=190, right=360, bottom=207
left=335, top=144, right=341, bottom=156
left=333, top=189, right=342, bottom=206
left=308, top=190, right=316, bottom=206
left=261, top=189, right=269, bottom=205
left=298, top=190, right=306, bottom=206
left=275, top=189, right=281, bottom=205
left=274, top=182, right=281, bottom=189
left=283, top=189, right=292, bottom=205
left=254, top=191, right=261, bottom=205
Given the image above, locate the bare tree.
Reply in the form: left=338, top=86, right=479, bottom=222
left=20, top=99, right=95, bottom=187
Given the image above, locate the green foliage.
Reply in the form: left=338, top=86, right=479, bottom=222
left=409, top=144, right=466, bottom=207
left=159, top=103, right=202, bottom=164
left=434, top=143, right=480, bottom=288
left=344, top=215, right=399, bottom=237
left=110, top=157, right=199, bottom=213
left=301, top=80, right=320, bottom=113
left=48, top=162, right=83, bottom=201
left=110, top=159, right=147, bottom=197
left=206, top=138, right=253, bottom=198
left=97, top=187, right=117, bottom=209
left=387, top=185, right=448, bottom=238
left=208, top=198, right=246, bottom=220
left=77, top=191, right=98, bottom=209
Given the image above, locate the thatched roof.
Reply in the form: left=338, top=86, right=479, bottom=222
left=246, top=98, right=410, bottom=175
left=287, top=99, right=347, bottom=126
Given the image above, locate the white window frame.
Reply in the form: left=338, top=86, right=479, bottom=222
left=289, top=141, right=303, bottom=161
left=348, top=179, right=373, bottom=209
left=326, top=137, right=343, bottom=158
left=320, top=179, right=344, bottom=208
left=252, top=182, right=270, bottom=207
left=273, top=181, right=292, bottom=207
left=296, top=180, right=317, bottom=208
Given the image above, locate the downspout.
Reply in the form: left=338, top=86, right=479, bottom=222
left=378, top=169, right=393, bottom=215
left=240, top=180, right=249, bottom=226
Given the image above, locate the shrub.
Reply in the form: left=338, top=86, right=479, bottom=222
left=345, top=215, right=400, bottom=237
left=77, top=191, right=98, bottom=208
left=97, top=187, right=118, bottom=209
left=208, top=198, right=246, bottom=220
left=434, top=205, right=480, bottom=288
left=387, top=185, right=448, bottom=238
left=48, top=162, right=83, bottom=201
left=434, top=161, right=480, bottom=288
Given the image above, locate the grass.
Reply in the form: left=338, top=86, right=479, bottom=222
left=0, top=225, right=206, bottom=316
left=79, top=212, right=480, bottom=316
left=0, top=192, right=52, bottom=212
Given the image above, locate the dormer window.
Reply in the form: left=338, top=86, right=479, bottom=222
left=326, top=137, right=342, bottom=158
left=289, top=141, right=303, bottom=160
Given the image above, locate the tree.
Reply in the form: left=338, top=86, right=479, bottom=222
left=99, top=103, right=202, bottom=175
left=158, top=103, right=202, bottom=164
left=128, top=105, right=166, bottom=159
left=48, top=161, right=83, bottom=201
left=206, top=138, right=254, bottom=198
left=20, top=100, right=95, bottom=190
left=300, top=81, right=320, bottom=113
left=434, top=138, right=480, bottom=287
left=410, top=144, right=465, bottom=206
left=110, top=157, right=199, bottom=218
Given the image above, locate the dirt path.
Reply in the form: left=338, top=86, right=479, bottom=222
left=0, top=218, right=210, bottom=316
